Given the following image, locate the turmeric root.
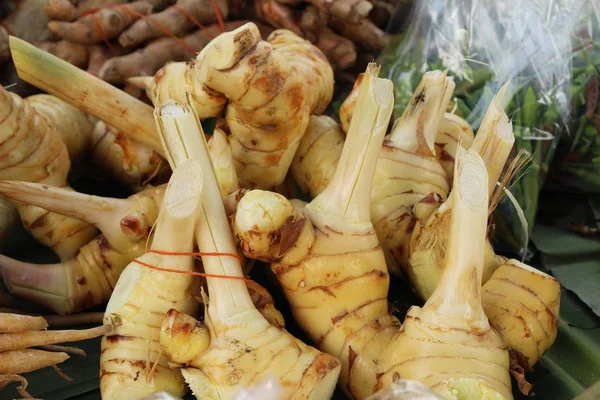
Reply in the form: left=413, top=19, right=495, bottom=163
left=118, top=0, right=229, bottom=47
left=307, top=0, right=373, bottom=24
left=77, top=0, right=130, bottom=14
left=329, top=15, right=388, bottom=52
left=48, top=1, right=154, bottom=45
left=86, top=43, right=132, bottom=77
left=1, top=0, right=54, bottom=45
left=154, top=98, right=341, bottom=400
left=45, top=0, right=79, bottom=22
left=235, top=63, right=396, bottom=398
left=37, top=40, right=89, bottom=69
left=26, top=94, right=94, bottom=162
left=100, top=21, right=246, bottom=83
left=0, top=85, right=97, bottom=261
left=315, top=26, right=356, bottom=70
left=90, top=121, right=170, bottom=191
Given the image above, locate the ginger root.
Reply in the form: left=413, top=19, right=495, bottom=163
left=37, top=40, right=89, bottom=69
left=118, top=0, right=229, bottom=47
left=45, top=0, right=79, bottom=22
left=48, top=1, right=154, bottom=45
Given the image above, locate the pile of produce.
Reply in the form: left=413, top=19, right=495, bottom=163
left=0, top=0, right=403, bottom=97
left=0, top=20, right=565, bottom=400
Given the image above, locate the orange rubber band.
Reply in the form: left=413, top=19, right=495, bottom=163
left=148, top=249, right=242, bottom=263
left=133, top=250, right=253, bottom=284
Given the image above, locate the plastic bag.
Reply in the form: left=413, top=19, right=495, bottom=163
left=550, top=3, right=600, bottom=193
left=378, top=0, right=583, bottom=253
left=365, top=379, right=447, bottom=400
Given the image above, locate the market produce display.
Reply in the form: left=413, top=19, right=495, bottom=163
left=0, top=2, right=597, bottom=399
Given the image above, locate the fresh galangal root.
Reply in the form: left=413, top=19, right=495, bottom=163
left=152, top=99, right=341, bottom=399
left=100, top=159, right=204, bottom=399
left=131, top=22, right=333, bottom=189
left=0, top=85, right=97, bottom=260
left=236, top=65, right=558, bottom=398
left=235, top=63, right=397, bottom=398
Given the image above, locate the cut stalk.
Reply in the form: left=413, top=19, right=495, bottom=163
left=8, top=36, right=163, bottom=155
left=101, top=159, right=204, bottom=400
left=234, top=63, right=396, bottom=399
left=378, top=148, right=512, bottom=399
left=470, top=82, right=515, bottom=196
left=388, top=69, right=454, bottom=154
left=156, top=100, right=254, bottom=318
left=423, top=148, right=490, bottom=330
left=306, top=63, right=394, bottom=228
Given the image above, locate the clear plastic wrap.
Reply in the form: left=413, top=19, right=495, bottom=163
left=378, top=0, right=583, bottom=253
left=551, top=3, right=600, bottom=193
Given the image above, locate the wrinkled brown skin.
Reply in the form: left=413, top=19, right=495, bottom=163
left=118, top=0, right=229, bottom=47
left=2, top=0, right=54, bottom=44
left=98, top=21, right=247, bottom=84
left=329, top=15, right=388, bottom=52
left=255, top=0, right=304, bottom=36
left=316, top=26, right=357, bottom=70
left=45, top=0, right=79, bottom=21
left=37, top=40, right=89, bottom=69
left=77, top=0, right=129, bottom=14
left=0, top=87, right=97, bottom=261
left=48, top=1, right=154, bottom=45
left=308, top=0, right=372, bottom=24
left=86, top=44, right=132, bottom=77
